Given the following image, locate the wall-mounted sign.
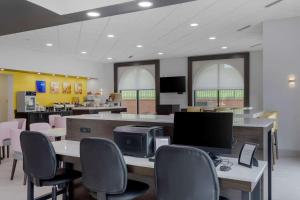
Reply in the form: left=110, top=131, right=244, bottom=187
left=62, top=82, right=71, bottom=94
left=50, top=81, right=60, bottom=94
left=36, top=80, right=46, bottom=93
left=74, top=82, right=83, bottom=94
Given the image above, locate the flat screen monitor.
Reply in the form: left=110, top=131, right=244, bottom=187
left=173, top=112, right=233, bottom=154
left=160, top=76, right=186, bottom=94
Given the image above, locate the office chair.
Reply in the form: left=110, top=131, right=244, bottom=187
left=80, top=138, right=149, bottom=200
left=155, top=145, right=228, bottom=200
left=20, top=131, right=81, bottom=200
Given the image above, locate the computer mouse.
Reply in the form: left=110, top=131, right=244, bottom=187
left=220, top=165, right=231, bottom=172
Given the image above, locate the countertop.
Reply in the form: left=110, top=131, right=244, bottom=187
left=72, top=106, right=126, bottom=110
left=66, top=113, right=273, bottom=128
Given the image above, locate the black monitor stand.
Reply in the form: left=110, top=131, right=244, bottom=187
left=208, top=152, right=222, bottom=167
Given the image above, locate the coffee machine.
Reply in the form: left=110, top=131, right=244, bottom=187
left=16, top=91, right=36, bottom=112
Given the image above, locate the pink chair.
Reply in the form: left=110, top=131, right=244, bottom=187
left=30, top=123, right=51, bottom=132
left=14, top=118, right=26, bottom=131
left=10, top=128, right=26, bottom=183
left=49, top=115, right=61, bottom=128
left=0, top=121, right=18, bottom=163
left=30, top=123, right=53, bottom=141
left=54, top=116, right=66, bottom=128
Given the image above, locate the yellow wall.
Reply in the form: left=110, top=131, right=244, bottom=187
left=0, top=70, right=87, bottom=109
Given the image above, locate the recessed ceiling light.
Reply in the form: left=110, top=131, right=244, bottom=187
left=209, top=36, right=216, bottom=40
left=46, top=43, right=53, bottom=47
left=190, top=23, right=199, bottom=27
left=107, top=34, right=115, bottom=38
left=158, top=52, right=164, bottom=55
left=107, top=57, right=113, bottom=60
left=138, top=1, right=153, bottom=8
left=136, top=45, right=143, bottom=48
left=0, top=68, right=4, bottom=71
left=81, top=51, right=87, bottom=54
left=87, top=11, right=100, bottom=17
left=221, top=46, right=228, bottom=50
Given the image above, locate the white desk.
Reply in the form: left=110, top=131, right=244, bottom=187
left=52, top=140, right=267, bottom=200
left=41, top=128, right=66, bottom=138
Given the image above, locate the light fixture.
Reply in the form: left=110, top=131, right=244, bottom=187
left=0, top=68, right=4, bottom=71
left=81, top=51, right=87, bottom=54
left=288, top=74, right=296, bottom=88
left=87, top=11, right=100, bottom=17
left=190, top=23, right=199, bottom=27
left=46, top=43, right=53, bottom=47
left=37, top=72, right=41, bottom=75
left=107, top=34, right=115, bottom=38
left=209, top=36, right=216, bottom=40
left=136, top=45, right=143, bottom=48
left=221, top=46, right=228, bottom=50
left=158, top=52, right=164, bottom=55
left=107, top=57, right=113, bottom=60
left=138, top=1, right=153, bottom=8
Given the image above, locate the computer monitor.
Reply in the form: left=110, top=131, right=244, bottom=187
left=173, top=112, right=233, bottom=155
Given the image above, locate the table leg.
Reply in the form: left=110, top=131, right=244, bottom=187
left=253, top=178, right=262, bottom=200
left=27, top=178, right=34, bottom=200
left=268, top=130, right=272, bottom=200
left=63, top=162, right=74, bottom=200
left=242, top=191, right=251, bottom=200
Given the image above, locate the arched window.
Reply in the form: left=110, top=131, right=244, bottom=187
left=189, top=55, right=249, bottom=108
left=115, top=61, right=159, bottom=114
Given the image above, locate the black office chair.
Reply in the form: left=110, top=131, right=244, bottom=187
left=20, top=131, right=81, bottom=200
left=155, top=145, right=228, bottom=200
left=80, top=138, right=149, bottom=200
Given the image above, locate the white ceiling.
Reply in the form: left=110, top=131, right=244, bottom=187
left=2, top=0, right=300, bottom=63
left=26, top=0, right=133, bottom=15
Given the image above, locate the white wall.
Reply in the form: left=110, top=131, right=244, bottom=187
left=0, top=46, right=102, bottom=78
left=160, top=58, right=188, bottom=108
left=98, top=53, right=263, bottom=110
left=159, top=53, right=263, bottom=109
left=250, top=51, right=263, bottom=110
left=263, top=16, right=300, bottom=151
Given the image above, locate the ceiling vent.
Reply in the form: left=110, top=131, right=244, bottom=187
left=250, top=43, right=262, bottom=48
left=265, top=0, right=283, bottom=8
left=237, top=25, right=251, bottom=32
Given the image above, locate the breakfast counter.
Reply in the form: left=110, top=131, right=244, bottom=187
left=71, top=106, right=127, bottom=115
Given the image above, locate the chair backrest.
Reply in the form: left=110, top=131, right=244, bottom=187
left=20, top=131, right=57, bottom=181
left=49, top=115, right=61, bottom=128
left=155, top=145, right=220, bottom=200
left=80, top=138, right=127, bottom=195
left=187, top=106, right=203, bottom=112
left=54, top=116, right=66, bottom=128
left=0, top=121, right=19, bottom=143
left=10, top=128, right=22, bottom=152
left=30, top=123, right=51, bottom=132
left=14, top=118, right=27, bottom=130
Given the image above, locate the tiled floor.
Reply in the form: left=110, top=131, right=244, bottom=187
left=0, top=155, right=299, bottom=200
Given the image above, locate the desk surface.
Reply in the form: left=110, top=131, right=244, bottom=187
left=66, top=113, right=273, bottom=128
left=52, top=140, right=267, bottom=190
left=41, top=128, right=66, bottom=137
left=72, top=106, right=126, bottom=111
